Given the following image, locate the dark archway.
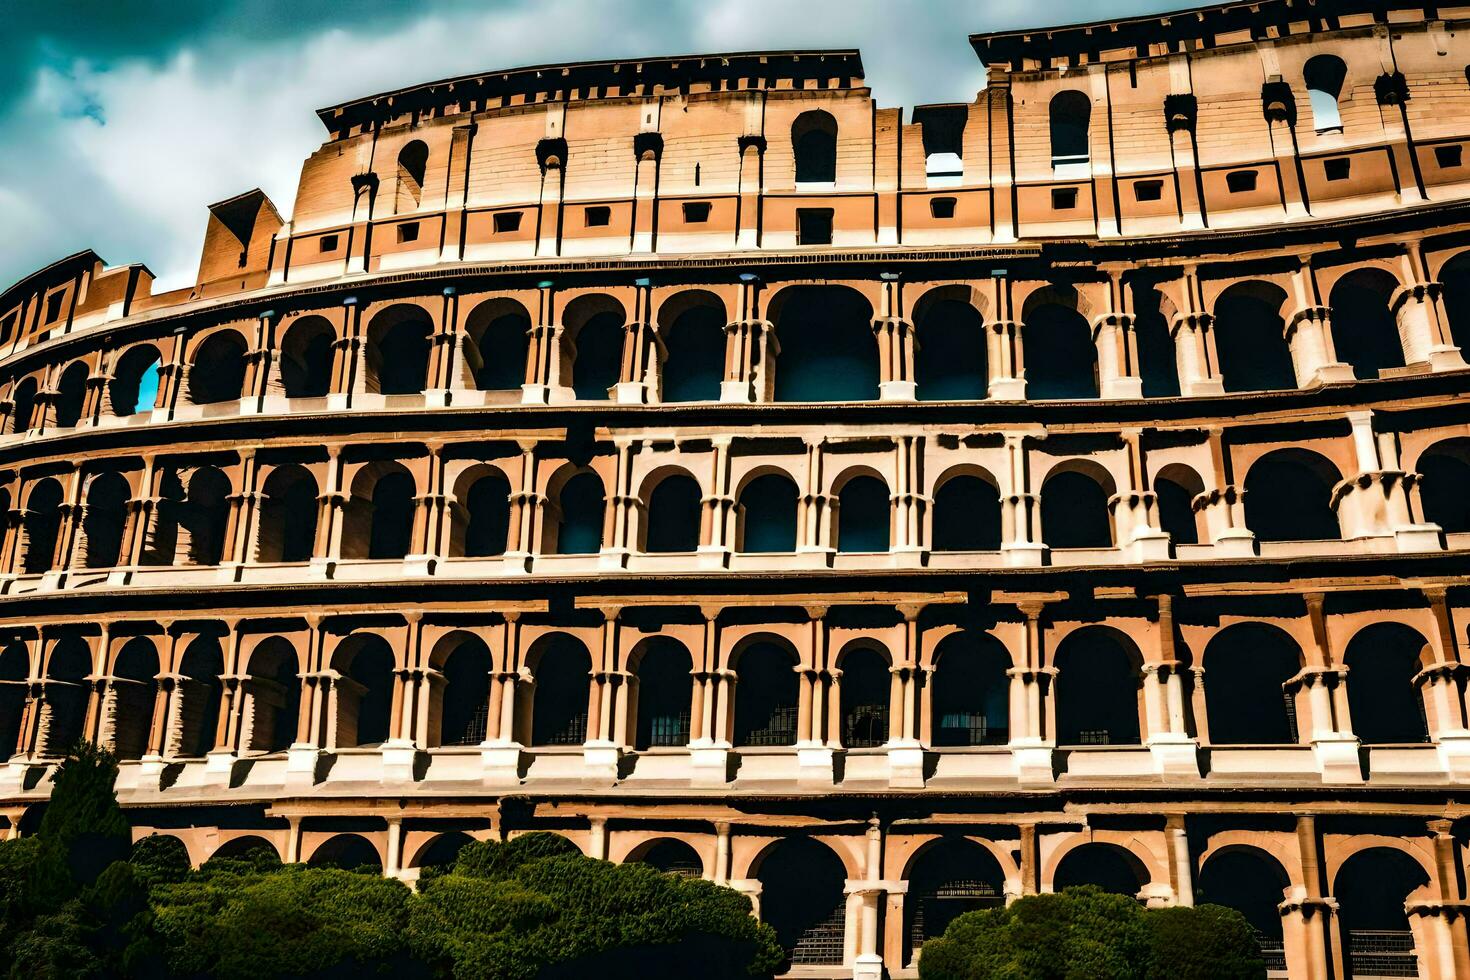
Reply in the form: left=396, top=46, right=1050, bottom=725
left=661, top=303, right=725, bottom=402
left=1336, top=849, right=1429, bottom=980
left=633, top=639, right=692, bottom=749
left=437, top=636, right=491, bottom=747
left=837, top=476, right=889, bottom=553
left=42, top=637, right=90, bottom=756
left=183, top=467, right=231, bottom=566
left=53, top=361, right=89, bottom=428
left=210, top=836, right=281, bottom=865
left=111, top=637, right=159, bottom=761
left=1133, top=283, right=1181, bottom=397
left=1243, top=450, right=1342, bottom=542
left=278, top=317, right=336, bottom=398
left=571, top=312, right=624, bottom=401
left=245, top=638, right=299, bottom=753
left=22, top=479, right=64, bottom=574
left=1214, top=282, right=1297, bottom=392
left=1054, top=628, right=1140, bottom=746
left=733, top=642, right=798, bottom=746
left=1441, top=252, right=1470, bottom=353
left=0, top=643, right=28, bottom=760
left=839, top=647, right=889, bottom=748
left=1023, top=303, right=1097, bottom=399
left=792, top=111, right=838, bottom=183
left=915, top=299, right=987, bottom=400
left=465, top=304, right=531, bottom=392
left=177, top=636, right=224, bottom=758
left=1417, top=442, right=1470, bottom=533
left=346, top=467, right=414, bottom=560
left=396, top=140, right=428, bottom=209
left=555, top=472, right=605, bottom=555
left=645, top=474, right=702, bottom=553
left=931, top=631, right=1011, bottom=746
left=257, top=465, right=318, bottom=563
left=1345, top=623, right=1429, bottom=745
left=82, top=473, right=130, bottom=569
left=773, top=288, right=878, bottom=402
left=1154, top=467, right=1204, bottom=546
left=1198, top=850, right=1289, bottom=973
left=190, top=332, right=249, bottom=405
left=531, top=636, right=591, bottom=746
left=1042, top=469, right=1113, bottom=549
left=416, top=832, right=474, bottom=871
left=1202, top=623, right=1302, bottom=745
left=309, top=834, right=381, bottom=872
left=1053, top=844, right=1144, bottom=897
left=1330, top=270, right=1406, bottom=380
left=738, top=474, right=798, bottom=553
left=637, top=839, right=702, bottom=877
left=366, top=307, right=432, bottom=395
left=905, top=840, right=1005, bottom=964
left=932, top=474, right=1001, bottom=551
left=1049, top=91, right=1091, bottom=166
left=757, top=837, right=846, bottom=964
left=333, top=635, right=395, bottom=747
left=461, top=472, right=511, bottom=557
left=110, top=345, right=162, bottom=416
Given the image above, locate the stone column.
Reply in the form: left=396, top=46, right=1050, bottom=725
left=797, top=438, right=834, bottom=563
left=699, top=437, right=734, bottom=569
left=522, top=281, right=572, bottom=404
left=1114, top=429, right=1170, bottom=561
left=601, top=440, right=637, bottom=570
left=615, top=280, right=658, bottom=404
left=1290, top=595, right=1362, bottom=784
left=851, top=817, right=887, bottom=980
left=483, top=613, right=524, bottom=783
left=424, top=286, right=461, bottom=406
left=734, top=134, right=764, bottom=249
left=874, top=273, right=916, bottom=401
left=406, top=444, right=446, bottom=576
left=798, top=608, right=834, bottom=783
left=285, top=618, right=327, bottom=784
left=691, top=609, right=729, bottom=784
left=312, top=449, right=345, bottom=578
left=503, top=441, right=541, bottom=572
left=1000, top=433, right=1045, bottom=566
left=1335, top=411, right=1440, bottom=551
left=1009, top=602, right=1056, bottom=784
left=891, top=434, right=926, bottom=562
left=583, top=609, right=622, bottom=779
left=888, top=605, right=925, bottom=788
left=327, top=296, right=362, bottom=411
left=1279, top=815, right=1344, bottom=980
left=1286, top=264, right=1353, bottom=387
left=1145, top=597, right=1199, bottom=776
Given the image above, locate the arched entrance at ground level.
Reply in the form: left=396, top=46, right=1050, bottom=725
left=1053, top=628, right=1141, bottom=746
left=1336, top=848, right=1431, bottom=980
left=634, top=838, right=703, bottom=877
left=414, top=832, right=474, bottom=871
left=1052, top=843, right=1146, bottom=897
left=904, top=839, right=1005, bottom=965
left=756, top=838, right=847, bottom=966
left=1198, top=849, right=1290, bottom=973
left=208, top=835, right=281, bottom=865
left=930, top=631, right=1010, bottom=746
left=308, top=834, right=382, bottom=871
left=1202, top=623, right=1302, bottom=745
left=1345, top=624, right=1429, bottom=745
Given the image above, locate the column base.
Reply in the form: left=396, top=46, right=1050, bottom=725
left=613, top=381, right=653, bottom=404
left=480, top=742, right=523, bottom=784
left=887, top=743, right=926, bottom=788
left=852, top=954, right=885, bottom=980
left=1394, top=524, right=1443, bottom=553
left=1211, top=530, right=1257, bottom=558
left=308, top=557, right=336, bottom=580
left=422, top=388, right=453, bottom=408
left=690, top=744, right=731, bottom=785
left=987, top=378, right=1025, bottom=401
left=1101, top=377, right=1143, bottom=399
left=1009, top=742, right=1055, bottom=785
left=695, top=546, right=731, bottom=570
left=402, top=554, right=437, bottom=576
left=1147, top=735, right=1201, bottom=777
left=1126, top=530, right=1172, bottom=563
left=1428, top=346, right=1468, bottom=372
left=380, top=740, right=419, bottom=782
left=797, top=745, right=835, bottom=784
left=598, top=549, right=631, bottom=570
left=326, top=392, right=352, bottom=412
left=582, top=743, right=621, bottom=781
left=204, top=751, right=236, bottom=781
left=878, top=380, right=916, bottom=401
left=1002, top=542, right=1047, bottom=567
left=719, top=380, right=754, bottom=403
left=1304, top=363, right=1355, bottom=386
left=521, top=384, right=575, bottom=405
left=285, top=745, right=321, bottom=785
left=1180, top=378, right=1225, bottom=397
left=1312, top=734, right=1364, bottom=784
left=1436, top=731, right=1470, bottom=779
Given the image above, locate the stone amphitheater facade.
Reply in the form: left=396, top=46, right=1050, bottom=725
left=6, top=0, right=1470, bottom=976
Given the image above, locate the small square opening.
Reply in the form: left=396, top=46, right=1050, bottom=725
left=1226, top=170, right=1258, bottom=193
left=682, top=201, right=711, bottom=223
left=396, top=222, right=420, bottom=244
left=493, top=211, right=523, bottom=233
left=1051, top=187, right=1078, bottom=210
left=1435, top=145, right=1463, bottom=169
left=584, top=206, right=611, bottom=227
left=929, top=197, right=957, bottom=219
left=1133, top=179, right=1164, bottom=202
left=796, top=208, right=834, bottom=246
left=1324, top=157, right=1351, bottom=182
left=319, top=234, right=339, bottom=252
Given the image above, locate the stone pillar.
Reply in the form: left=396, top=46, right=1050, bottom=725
left=1393, top=263, right=1466, bottom=372
left=1114, top=429, right=1170, bottom=561
left=691, top=609, right=729, bottom=784
left=286, top=618, right=327, bottom=784
left=615, top=280, right=658, bottom=404
left=699, top=437, right=734, bottom=569
left=888, top=605, right=925, bottom=788
left=1000, top=433, right=1045, bottom=566
left=206, top=621, right=243, bottom=779
left=503, top=441, right=541, bottom=572
left=1279, top=814, right=1343, bottom=980
left=1009, top=602, right=1055, bottom=784
left=522, top=282, right=572, bottom=404
left=712, top=821, right=731, bottom=884
left=798, top=608, right=835, bottom=783
left=535, top=138, right=565, bottom=258
left=406, top=444, right=446, bottom=576
left=1145, top=597, right=1199, bottom=776
left=874, top=273, right=916, bottom=401
left=425, top=286, right=460, bottom=406
left=1335, top=411, right=1440, bottom=551
left=482, top=614, right=525, bottom=783
left=851, top=817, right=887, bottom=980
left=312, top=448, right=345, bottom=578
left=798, top=438, right=834, bottom=563
left=583, top=609, right=621, bottom=779
left=1292, top=595, right=1362, bottom=784
left=220, top=449, right=262, bottom=580
left=891, top=435, right=926, bottom=562
left=735, top=134, right=764, bottom=249
left=1286, top=264, right=1353, bottom=386
left=327, top=296, right=361, bottom=411
left=631, top=132, right=661, bottom=253
left=601, top=439, right=637, bottom=570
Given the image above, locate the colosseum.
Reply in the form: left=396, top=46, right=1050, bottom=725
left=5, top=0, right=1470, bottom=976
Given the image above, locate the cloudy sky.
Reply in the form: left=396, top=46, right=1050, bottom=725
left=0, top=0, right=1178, bottom=292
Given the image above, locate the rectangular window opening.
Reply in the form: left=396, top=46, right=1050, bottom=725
left=1324, top=157, right=1351, bottom=182
left=682, top=201, right=711, bottom=223
left=1435, top=145, right=1463, bottom=169
left=584, top=206, right=611, bottom=227
left=1226, top=169, right=1259, bottom=193
left=396, top=222, right=420, bottom=244
left=493, top=211, right=523, bottom=233
left=319, top=234, right=339, bottom=252
left=796, top=208, right=834, bottom=246
left=930, top=197, right=957, bottom=219
left=1051, top=187, right=1078, bottom=210
left=0, top=314, right=13, bottom=344
left=1133, top=179, right=1164, bottom=202
left=44, top=291, right=64, bottom=323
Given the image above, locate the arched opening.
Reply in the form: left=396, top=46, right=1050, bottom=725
left=436, top=636, right=491, bottom=747
left=1154, top=466, right=1205, bottom=546
left=633, top=638, right=692, bottom=749
left=345, top=465, right=416, bottom=560
left=309, top=834, right=381, bottom=872
left=1416, top=441, right=1470, bottom=533
left=331, top=635, right=395, bottom=748
left=840, top=646, right=889, bottom=747
left=182, top=467, right=231, bottom=566
left=464, top=302, right=530, bottom=392
left=1330, top=270, right=1406, bottom=380
left=82, top=473, right=130, bottom=569
left=244, top=638, right=299, bottom=753
left=177, top=636, right=224, bottom=758
left=416, top=833, right=473, bottom=871
left=1214, top=282, right=1298, bottom=392
left=570, top=311, right=624, bottom=401
left=278, top=317, right=336, bottom=398
left=365, top=306, right=432, bottom=395
left=210, top=836, right=281, bottom=865
left=0, top=643, right=28, bottom=760
left=636, top=839, right=702, bottom=877
left=1202, top=623, right=1302, bottom=745
left=22, top=479, right=64, bottom=574
left=733, top=642, right=799, bottom=746
left=1041, top=468, right=1113, bottom=549
left=931, top=631, right=1010, bottom=746
left=257, top=465, right=318, bottom=563
left=1053, top=843, right=1144, bottom=897
left=1336, top=848, right=1429, bottom=979
left=791, top=111, right=838, bottom=184
left=772, top=287, right=878, bottom=402
left=530, top=635, right=591, bottom=746
left=1440, top=252, right=1470, bottom=353
left=1345, top=623, right=1429, bottom=745
left=1198, top=850, right=1289, bottom=973
left=1244, top=449, right=1342, bottom=542
left=1133, top=283, right=1181, bottom=397
left=757, top=838, right=846, bottom=964
left=189, top=331, right=249, bottom=405
left=10, top=378, right=37, bottom=433
left=915, top=298, right=987, bottom=400
left=553, top=471, right=605, bottom=556
left=1049, top=91, right=1092, bottom=166
left=905, top=840, right=1005, bottom=964
left=109, top=345, right=161, bottom=416
left=111, top=637, right=159, bottom=761
left=837, top=476, right=889, bottom=553
left=395, top=140, right=428, bottom=211
left=1023, top=302, right=1097, bottom=399
left=461, top=472, right=511, bottom=557
left=53, top=361, right=89, bottom=428
left=1054, top=628, right=1141, bottom=746
left=932, top=474, right=1001, bottom=551
left=738, top=473, right=798, bottom=553
left=1304, top=55, right=1348, bottom=132
left=661, top=301, right=725, bottom=402
left=41, top=637, right=90, bottom=756
left=645, top=474, right=702, bottom=553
